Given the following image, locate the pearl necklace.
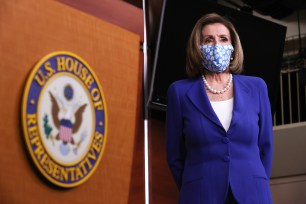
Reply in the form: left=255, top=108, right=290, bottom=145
left=202, top=74, right=233, bottom=94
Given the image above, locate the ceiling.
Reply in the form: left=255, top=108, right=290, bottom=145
left=241, top=0, right=306, bottom=19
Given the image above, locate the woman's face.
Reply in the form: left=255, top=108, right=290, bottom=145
left=201, top=23, right=231, bottom=46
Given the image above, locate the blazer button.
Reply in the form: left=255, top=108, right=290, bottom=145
left=223, top=155, right=230, bottom=162
left=222, top=137, right=229, bottom=144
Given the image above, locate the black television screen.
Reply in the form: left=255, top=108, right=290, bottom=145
left=149, top=0, right=287, bottom=114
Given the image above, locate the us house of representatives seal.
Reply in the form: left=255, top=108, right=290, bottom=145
left=22, top=51, right=107, bottom=187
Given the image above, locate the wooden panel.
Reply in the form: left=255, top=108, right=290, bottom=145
left=56, top=0, right=144, bottom=40
left=0, top=0, right=141, bottom=203
left=149, top=113, right=178, bottom=204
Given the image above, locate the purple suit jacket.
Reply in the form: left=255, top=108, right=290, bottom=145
left=166, top=74, right=273, bottom=204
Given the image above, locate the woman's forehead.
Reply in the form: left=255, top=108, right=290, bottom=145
left=202, top=23, right=230, bottom=36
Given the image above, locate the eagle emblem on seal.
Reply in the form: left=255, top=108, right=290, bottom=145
left=47, top=83, right=87, bottom=155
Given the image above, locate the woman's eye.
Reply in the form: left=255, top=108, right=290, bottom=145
left=204, top=38, right=213, bottom=43
left=221, top=38, right=228, bottom=42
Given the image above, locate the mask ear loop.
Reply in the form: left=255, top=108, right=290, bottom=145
left=229, top=47, right=234, bottom=69
left=230, top=45, right=235, bottom=61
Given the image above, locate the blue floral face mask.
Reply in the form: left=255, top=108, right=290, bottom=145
left=200, top=44, right=234, bottom=73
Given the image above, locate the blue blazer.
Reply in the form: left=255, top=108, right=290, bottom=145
left=166, top=74, right=273, bottom=204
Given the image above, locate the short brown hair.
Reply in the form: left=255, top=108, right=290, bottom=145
left=186, top=13, right=244, bottom=77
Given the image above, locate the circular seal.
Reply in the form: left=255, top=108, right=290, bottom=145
left=22, top=51, right=107, bottom=187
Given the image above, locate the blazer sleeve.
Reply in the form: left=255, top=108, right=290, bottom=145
left=166, top=83, right=186, bottom=190
left=258, top=78, right=274, bottom=178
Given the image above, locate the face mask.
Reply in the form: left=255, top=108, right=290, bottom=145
left=200, top=44, right=234, bottom=73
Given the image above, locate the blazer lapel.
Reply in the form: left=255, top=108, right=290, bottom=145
left=186, top=77, right=223, bottom=129
left=230, top=75, right=250, bottom=129
left=186, top=75, right=250, bottom=131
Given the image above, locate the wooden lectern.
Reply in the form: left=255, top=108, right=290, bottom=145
left=0, top=0, right=142, bottom=203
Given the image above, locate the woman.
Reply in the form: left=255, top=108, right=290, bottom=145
left=166, top=13, right=273, bottom=204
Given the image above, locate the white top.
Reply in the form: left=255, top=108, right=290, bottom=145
left=210, top=98, right=234, bottom=131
